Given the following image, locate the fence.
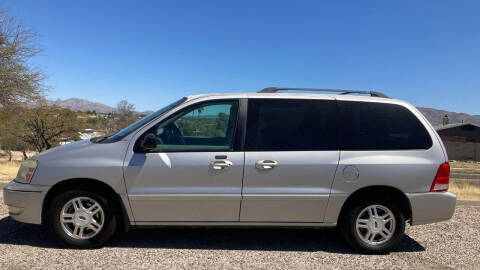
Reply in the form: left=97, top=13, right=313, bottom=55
left=443, top=141, right=480, bottom=161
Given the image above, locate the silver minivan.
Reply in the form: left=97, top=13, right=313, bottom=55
left=3, top=87, right=456, bottom=253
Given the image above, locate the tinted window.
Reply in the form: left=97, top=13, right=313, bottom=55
left=339, top=101, right=432, bottom=150
left=137, top=100, right=239, bottom=152
left=245, top=99, right=338, bottom=151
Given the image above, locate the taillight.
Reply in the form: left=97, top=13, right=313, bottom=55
left=430, top=162, right=450, bottom=192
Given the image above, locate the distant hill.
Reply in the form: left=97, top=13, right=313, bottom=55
left=140, top=110, right=154, bottom=115
left=417, top=107, right=480, bottom=127
left=48, top=98, right=114, bottom=114
left=47, top=98, right=480, bottom=126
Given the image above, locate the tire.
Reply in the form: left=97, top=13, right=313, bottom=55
left=47, top=190, right=117, bottom=249
left=339, top=198, right=405, bottom=254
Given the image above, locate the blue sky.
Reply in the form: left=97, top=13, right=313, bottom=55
left=4, top=0, right=480, bottom=114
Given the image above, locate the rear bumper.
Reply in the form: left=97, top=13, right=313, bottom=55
left=407, top=192, right=456, bottom=225
left=3, top=181, right=49, bottom=225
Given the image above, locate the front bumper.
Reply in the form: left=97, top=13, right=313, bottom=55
left=407, top=191, right=457, bottom=225
left=3, top=180, right=50, bottom=224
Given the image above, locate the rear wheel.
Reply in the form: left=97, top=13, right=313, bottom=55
left=47, top=190, right=117, bottom=248
left=340, top=199, right=405, bottom=254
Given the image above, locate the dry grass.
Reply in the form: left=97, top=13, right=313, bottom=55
left=0, top=161, right=21, bottom=182
left=0, top=150, right=37, bottom=162
left=449, top=160, right=480, bottom=199
left=449, top=180, right=480, bottom=200
left=450, top=160, right=480, bottom=169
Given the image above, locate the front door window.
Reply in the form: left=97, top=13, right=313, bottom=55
left=138, top=100, right=239, bottom=152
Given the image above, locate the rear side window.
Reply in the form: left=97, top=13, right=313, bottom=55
left=245, top=99, right=338, bottom=151
left=338, top=101, right=432, bottom=150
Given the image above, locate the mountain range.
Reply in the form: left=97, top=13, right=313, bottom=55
left=48, top=98, right=115, bottom=114
left=48, top=98, right=480, bottom=127
left=417, top=107, right=480, bottom=127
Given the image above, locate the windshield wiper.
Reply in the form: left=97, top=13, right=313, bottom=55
left=90, top=135, right=110, bottom=143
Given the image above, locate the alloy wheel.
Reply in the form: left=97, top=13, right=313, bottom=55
left=59, top=197, right=105, bottom=240
left=355, top=204, right=396, bottom=246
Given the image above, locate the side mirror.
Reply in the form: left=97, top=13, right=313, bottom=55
left=141, top=133, right=157, bottom=151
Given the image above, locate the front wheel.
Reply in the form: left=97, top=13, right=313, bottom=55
left=47, top=190, right=117, bottom=249
left=340, top=199, right=405, bottom=254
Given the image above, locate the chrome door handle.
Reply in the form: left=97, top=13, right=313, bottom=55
left=255, top=160, right=278, bottom=170
left=210, top=160, right=233, bottom=170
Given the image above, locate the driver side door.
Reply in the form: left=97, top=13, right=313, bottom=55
left=123, top=99, right=244, bottom=223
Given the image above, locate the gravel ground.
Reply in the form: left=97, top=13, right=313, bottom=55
left=0, top=192, right=479, bottom=270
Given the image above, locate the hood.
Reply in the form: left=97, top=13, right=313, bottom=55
left=28, top=138, right=130, bottom=187
left=33, top=139, right=94, bottom=159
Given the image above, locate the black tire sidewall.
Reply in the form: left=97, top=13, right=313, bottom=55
left=340, top=199, right=405, bottom=254
left=47, top=190, right=117, bottom=249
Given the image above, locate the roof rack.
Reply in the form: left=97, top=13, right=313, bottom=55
left=258, top=87, right=390, bottom=98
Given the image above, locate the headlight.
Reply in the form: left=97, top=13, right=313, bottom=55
left=15, top=159, right=38, bottom=184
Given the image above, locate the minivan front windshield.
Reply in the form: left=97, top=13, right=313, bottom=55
left=103, top=97, right=187, bottom=142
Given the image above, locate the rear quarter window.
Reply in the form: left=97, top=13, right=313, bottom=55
left=338, top=101, right=432, bottom=150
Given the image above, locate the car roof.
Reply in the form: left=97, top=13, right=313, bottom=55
left=186, top=92, right=407, bottom=106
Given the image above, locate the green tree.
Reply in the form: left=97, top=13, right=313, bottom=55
left=0, top=132, right=28, bottom=160
left=16, top=102, right=83, bottom=151
left=0, top=109, right=30, bottom=159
